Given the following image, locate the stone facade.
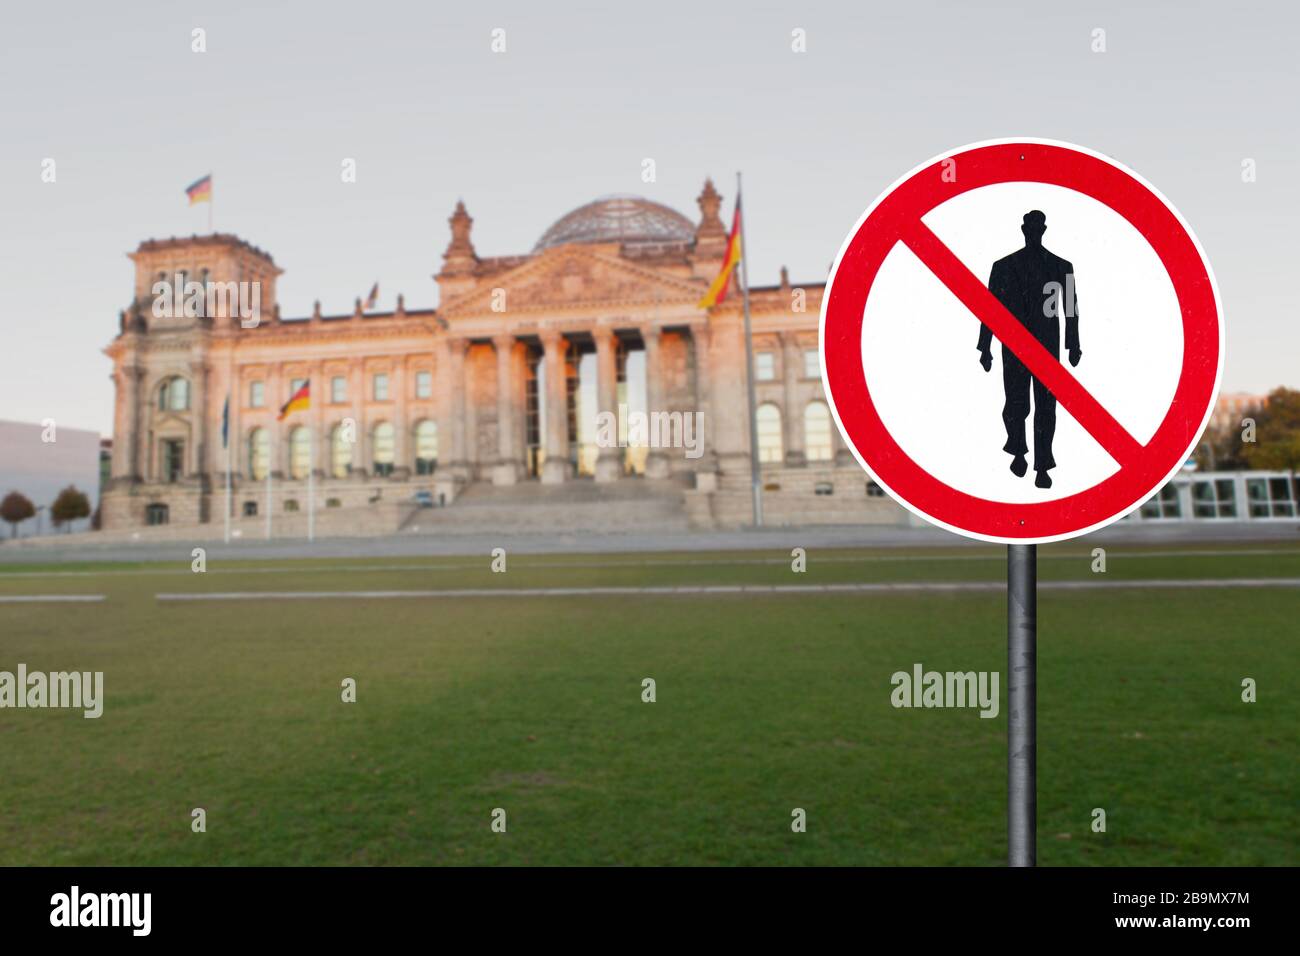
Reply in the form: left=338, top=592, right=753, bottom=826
left=101, top=184, right=904, bottom=532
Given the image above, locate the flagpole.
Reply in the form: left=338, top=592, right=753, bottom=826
left=223, top=409, right=232, bottom=545
left=308, top=427, right=315, bottom=543
left=737, top=171, right=763, bottom=527
left=208, top=176, right=214, bottom=234
left=224, top=350, right=233, bottom=545
left=266, top=421, right=274, bottom=541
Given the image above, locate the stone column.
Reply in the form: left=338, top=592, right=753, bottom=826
left=781, top=333, right=806, bottom=467
left=228, top=359, right=242, bottom=482
left=447, top=337, right=471, bottom=480
left=267, top=362, right=283, bottom=478
left=115, top=364, right=143, bottom=480
left=348, top=359, right=364, bottom=474
left=642, top=326, right=670, bottom=479
left=310, top=361, right=324, bottom=477
left=434, top=339, right=452, bottom=473
left=492, top=334, right=521, bottom=485
left=540, top=330, right=572, bottom=484
left=189, top=360, right=208, bottom=479
left=392, top=359, right=409, bottom=478
left=593, top=327, right=622, bottom=483
left=689, top=321, right=717, bottom=483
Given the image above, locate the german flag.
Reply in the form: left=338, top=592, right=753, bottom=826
left=278, top=380, right=309, bottom=420
left=697, top=196, right=742, bottom=309
left=185, top=174, right=212, bottom=205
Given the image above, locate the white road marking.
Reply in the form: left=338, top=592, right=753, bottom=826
left=155, top=578, right=1300, bottom=601
left=3, top=547, right=1298, bottom=579
left=0, top=594, right=106, bottom=603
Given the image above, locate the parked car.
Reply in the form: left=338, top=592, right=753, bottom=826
left=412, top=490, right=434, bottom=509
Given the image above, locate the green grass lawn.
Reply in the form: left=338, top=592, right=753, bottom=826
left=0, top=542, right=1296, bottom=866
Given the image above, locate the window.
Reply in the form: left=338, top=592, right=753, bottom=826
left=248, top=428, right=270, bottom=481
left=161, top=439, right=184, bottom=482
left=803, top=349, right=820, bottom=380
left=145, top=503, right=169, bottom=526
left=331, top=376, right=346, bottom=404
left=414, top=420, right=438, bottom=474
left=1269, top=477, right=1297, bottom=517
left=326, top=498, right=342, bottom=509
left=373, top=373, right=390, bottom=401
left=1245, top=476, right=1298, bottom=517
left=249, top=381, right=265, bottom=408
left=415, top=370, right=432, bottom=399
left=814, top=481, right=834, bottom=496
left=330, top=424, right=352, bottom=478
left=243, top=501, right=258, bottom=517
left=1192, top=479, right=1238, bottom=519
left=158, top=377, right=189, bottom=411
left=804, top=401, right=833, bottom=462
left=290, top=378, right=307, bottom=400
left=866, top=481, right=886, bottom=498
left=755, top=352, right=776, bottom=381
left=756, top=403, right=783, bottom=463
left=1140, top=483, right=1182, bottom=519
left=289, top=427, right=311, bottom=480
left=284, top=499, right=299, bottom=513
left=372, top=422, right=395, bottom=476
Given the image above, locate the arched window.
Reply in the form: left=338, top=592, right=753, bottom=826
left=157, top=376, right=190, bottom=411
left=248, top=428, right=270, bottom=481
left=289, top=427, right=311, bottom=480
left=804, top=401, right=833, bottom=462
left=372, top=422, right=395, bottom=476
left=756, top=404, right=783, bottom=464
left=330, top=424, right=352, bottom=478
left=414, top=420, right=438, bottom=475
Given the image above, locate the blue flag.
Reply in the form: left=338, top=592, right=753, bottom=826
left=222, top=395, right=230, bottom=448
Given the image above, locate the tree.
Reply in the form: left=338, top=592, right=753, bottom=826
left=0, top=491, right=35, bottom=538
left=1242, top=387, right=1300, bottom=501
left=50, top=485, right=91, bottom=532
left=1194, top=396, right=1269, bottom=472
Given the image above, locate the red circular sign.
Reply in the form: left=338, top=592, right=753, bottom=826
left=821, top=139, right=1223, bottom=543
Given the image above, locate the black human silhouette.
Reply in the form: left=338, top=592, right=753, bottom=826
left=977, top=210, right=1081, bottom=489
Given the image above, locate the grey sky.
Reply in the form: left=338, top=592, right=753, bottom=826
left=1, top=0, right=1295, bottom=435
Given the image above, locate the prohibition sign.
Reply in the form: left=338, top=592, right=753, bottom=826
left=821, top=138, right=1223, bottom=544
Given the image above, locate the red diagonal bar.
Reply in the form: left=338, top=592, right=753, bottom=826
left=900, top=218, right=1144, bottom=469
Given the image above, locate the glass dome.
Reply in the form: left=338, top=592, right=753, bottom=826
left=534, top=195, right=695, bottom=252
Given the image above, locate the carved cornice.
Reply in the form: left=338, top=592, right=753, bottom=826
left=438, top=245, right=705, bottom=318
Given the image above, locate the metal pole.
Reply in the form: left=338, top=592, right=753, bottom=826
left=265, top=423, right=273, bottom=541
left=1007, top=543, right=1037, bottom=866
left=307, top=427, right=315, bottom=543
left=224, top=426, right=231, bottom=544
left=736, top=172, right=763, bottom=527
left=224, top=352, right=233, bottom=545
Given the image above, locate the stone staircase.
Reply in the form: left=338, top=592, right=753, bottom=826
left=688, top=466, right=907, bottom=528
left=400, top=476, right=691, bottom=535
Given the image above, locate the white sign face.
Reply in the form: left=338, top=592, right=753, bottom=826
left=820, top=140, right=1224, bottom=544
left=864, top=182, right=1184, bottom=503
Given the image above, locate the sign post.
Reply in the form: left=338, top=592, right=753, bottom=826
left=819, top=139, right=1223, bottom=865
left=1006, top=543, right=1036, bottom=866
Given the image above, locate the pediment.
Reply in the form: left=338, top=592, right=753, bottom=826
left=440, top=246, right=703, bottom=317
left=151, top=412, right=193, bottom=434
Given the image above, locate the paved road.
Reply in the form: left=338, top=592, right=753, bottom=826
left=1, top=520, right=1295, bottom=564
